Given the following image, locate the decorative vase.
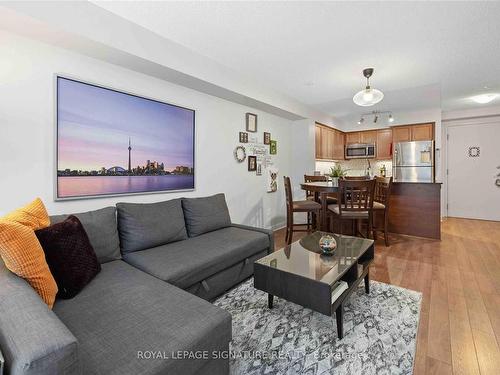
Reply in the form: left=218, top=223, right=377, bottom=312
left=319, top=234, right=337, bottom=255
left=331, top=177, right=339, bottom=187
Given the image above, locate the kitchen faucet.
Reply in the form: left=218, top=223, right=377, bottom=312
left=365, top=159, right=372, bottom=177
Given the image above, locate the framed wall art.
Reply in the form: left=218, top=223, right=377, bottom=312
left=263, top=132, right=271, bottom=145
left=56, top=76, right=195, bottom=200
left=239, top=132, right=248, bottom=143
left=246, top=112, right=257, bottom=132
left=269, top=140, right=277, bottom=155
left=248, top=155, right=257, bottom=171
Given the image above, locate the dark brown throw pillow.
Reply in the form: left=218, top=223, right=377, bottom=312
left=35, top=215, right=101, bottom=299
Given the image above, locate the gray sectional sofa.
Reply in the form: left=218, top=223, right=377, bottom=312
left=0, top=194, right=273, bottom=375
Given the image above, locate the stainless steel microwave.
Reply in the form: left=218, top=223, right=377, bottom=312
left=345, top=143, right=376, bottom=159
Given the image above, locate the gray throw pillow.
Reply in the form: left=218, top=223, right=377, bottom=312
left=182, top=193, right=232, bottom=237
left=116, top=199, right=188, bottom=253
left=50, top=206, right=121, bottom=264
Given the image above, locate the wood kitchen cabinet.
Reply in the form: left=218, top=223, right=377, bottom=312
left=392, top=123, right=434, bottom=143
left=411, top=123, right=434, bottom=141
left=333, top=130, right=345, bottom=159
left=315, top=123, right=345, bottom=160
left=392, top=126, right=412, bottom=142
left=320, top=126, right=329, bottom=159
left=315, top=125, right=322, bottom=159
left=376, top=128, right=393, bottom=159
left=345, top=132, right=360, bottom=145
left=360, top=130, right=377, bottom=144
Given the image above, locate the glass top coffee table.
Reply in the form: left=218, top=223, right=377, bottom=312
left=254, top=231, right=374, bottom=339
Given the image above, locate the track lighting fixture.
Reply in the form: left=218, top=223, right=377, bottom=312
left=356, top=111, right=394, bottom=126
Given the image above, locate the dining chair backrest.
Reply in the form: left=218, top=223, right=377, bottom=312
left=338, top=178, right=376, bottom=214
left=374, top=176, right=393, bottom=206
left=343, top=176, right=370, bottom=180
left=304, top=175, right=328, bottom=198
left=304, top=175, right=328, bottom=182
left=284, top=176, right=293, bottom=208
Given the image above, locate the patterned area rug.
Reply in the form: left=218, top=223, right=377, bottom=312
left=214, top=278, right=421, bottom=375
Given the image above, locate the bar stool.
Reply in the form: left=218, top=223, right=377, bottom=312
left=284, top=176, right=321, bottom=245
left=328, top=178, right=375, bottom=238
left=372, top=176, right=393, bottom=246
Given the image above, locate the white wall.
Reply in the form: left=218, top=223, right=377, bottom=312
left=0, top=30, right=295, bottom=229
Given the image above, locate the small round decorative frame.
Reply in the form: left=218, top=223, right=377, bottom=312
left=234, top=145, right=246, bottom=163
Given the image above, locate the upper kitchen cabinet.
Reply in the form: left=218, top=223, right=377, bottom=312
left=315, top=123, right=344, bottom=160
left=411, top=123, right=434, bottom=141
left=345, top=132, right=360, bottom=145
left=392, top=126, right=412, bottom=142
left=360, top=130, right=377, bottom=144
left=320, top=126, right=330, bottom=159
left=376, top=128, right=393, bottom=159
left=333, top=130, right=345, bottom=160
left=315, top=125, right=322, bottom=159
left=392, top=123, right=434, bottom=143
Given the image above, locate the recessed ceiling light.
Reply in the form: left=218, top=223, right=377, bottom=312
left=471, top=93, right=499, bottom=104
left=388, top=114, right=394, bottom=123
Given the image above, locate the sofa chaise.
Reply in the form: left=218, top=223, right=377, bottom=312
left=0, top=194, right=273, bottom=375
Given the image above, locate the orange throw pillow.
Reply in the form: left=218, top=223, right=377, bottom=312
left=0, top=199, right=57, bottom=308
left=3, top=197, right=50, bottom=230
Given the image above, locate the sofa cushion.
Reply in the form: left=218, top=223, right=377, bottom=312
left=123, top=226, right=269, bottom=290
left=36, top=215, right=101, bottom=299
left=0, top=258, right=80, bottom=375
left=116, top=199, right=187, bottom=254
left=182, top=193, right=231, bottom=237
left=51, top=207, right=121, bottom=264
left=53, top=260, right=231, bottom=375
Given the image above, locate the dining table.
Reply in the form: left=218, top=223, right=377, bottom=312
left=300, top=181, right=339, bottom=232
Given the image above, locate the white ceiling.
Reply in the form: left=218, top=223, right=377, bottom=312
left=94, top=1, right=500, bottom=119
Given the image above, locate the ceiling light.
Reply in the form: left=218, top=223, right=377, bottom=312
left=471, top=93, right=499, bottom=104
left=358, top=117, right=364, bottom=125
left=388, top=114, right=394, bottom=123
left=373, top=115, right=378, bottom=123
left=353, top=68, right=384, bottom=107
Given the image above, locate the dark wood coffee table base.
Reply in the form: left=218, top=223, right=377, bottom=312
left=255, top=237, right=374, bottom=340
left=265, top=265, right=371, bottom=339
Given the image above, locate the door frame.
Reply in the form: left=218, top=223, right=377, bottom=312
left=445, top=116, right=500, bottom=219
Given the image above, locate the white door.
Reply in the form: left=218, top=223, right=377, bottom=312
left=447, top=121, right=500, bottom=221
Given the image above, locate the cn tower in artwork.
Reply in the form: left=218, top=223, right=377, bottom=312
left=128, top=137, right=132, bottom=173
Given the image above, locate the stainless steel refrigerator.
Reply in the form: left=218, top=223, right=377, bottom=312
left=392, top=141, right=434, bottom=182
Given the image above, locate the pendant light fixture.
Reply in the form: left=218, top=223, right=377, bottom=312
left=353, top=68, right=384, bottom=106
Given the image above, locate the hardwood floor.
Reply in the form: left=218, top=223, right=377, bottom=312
left=273, top=217, right=500, bottom=375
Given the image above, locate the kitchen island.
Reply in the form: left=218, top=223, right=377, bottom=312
left=386, top=182, right=442, bottom=240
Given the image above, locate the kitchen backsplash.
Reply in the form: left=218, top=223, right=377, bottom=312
left=315, top=159, right=393, bottom=177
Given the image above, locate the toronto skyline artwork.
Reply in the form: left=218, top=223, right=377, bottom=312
left=56, top=76, right=195, bottom=199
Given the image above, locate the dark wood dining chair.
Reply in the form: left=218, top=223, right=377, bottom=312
left=328, top=178, right=376, bottom=238
left=284, top=176, right=321, bottom=245
left=344, top=176, right=370, bottom=180
left=303, top=174, right=338, bottom=203
left=372, top=176, right=393, bottom=246
left=303, top=174, right=327, bottom=200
